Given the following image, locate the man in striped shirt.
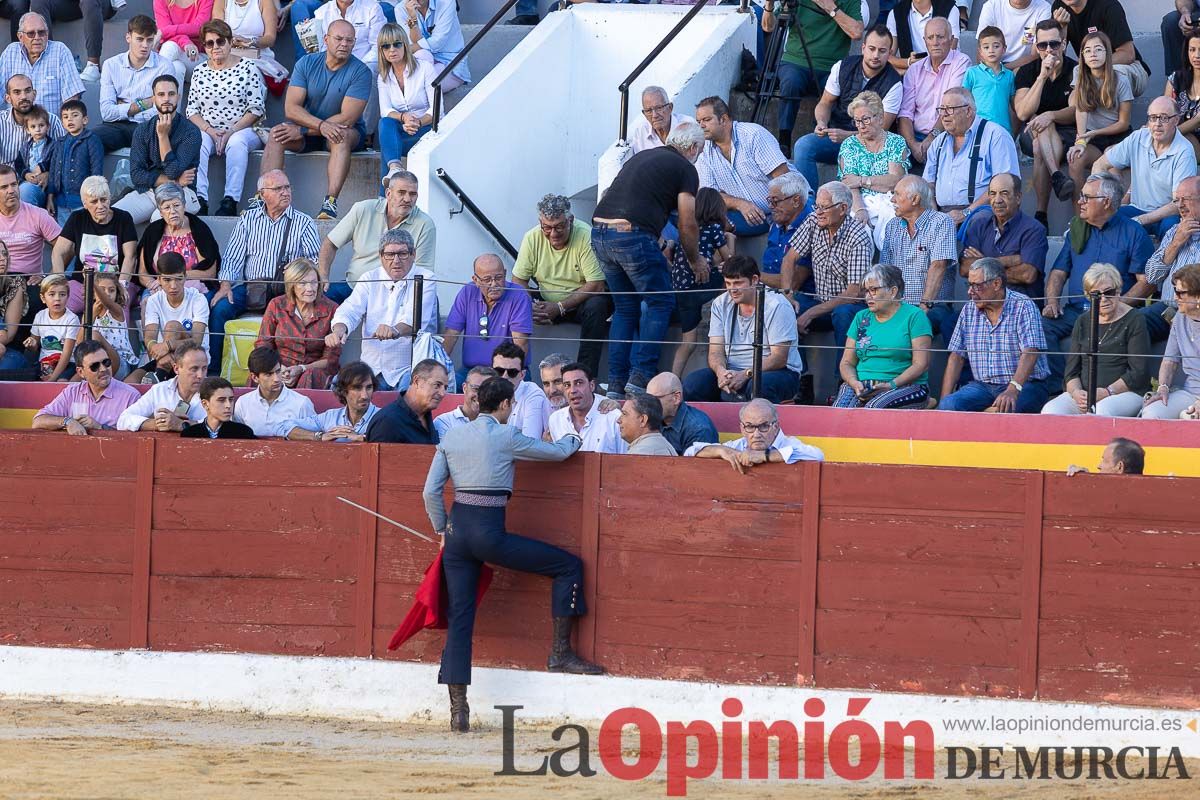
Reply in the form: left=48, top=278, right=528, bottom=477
left=0, top=73, right=64, bottom=170
left=209, top=169, right=321, bottom=373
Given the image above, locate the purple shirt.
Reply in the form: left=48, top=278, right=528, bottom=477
left=445, top=281, right=533, bottom=369
left=36, top=379, right=142, bottom=428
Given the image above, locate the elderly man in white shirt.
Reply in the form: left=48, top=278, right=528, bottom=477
left=545, top=361, right=627, bottom=454
left=491, top=341, right=549, bottom=440
left=433, top=364, right=493, bottom=439
left=234, top=347, right=317, bottom=437
left=116, top=342, right=208, bottom=431
left=327, top=228, right=438, bottom=391
left=684, top=398, right=823, bottom=470
left=315, top=0, right=387, bottom=67
left=629, top=86, right=697, bottom=154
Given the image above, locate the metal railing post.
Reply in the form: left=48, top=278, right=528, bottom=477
left=431, top=0, right=520, bottom=132
left=411, top=272, right=424, bottom=376
left=752, top=282, right=765, bottom=400
left=81, top=267, right=96, bottom=340
left=1086, top=291, right=1100, bottom=413
left=617, top=0, right=710, bottom=141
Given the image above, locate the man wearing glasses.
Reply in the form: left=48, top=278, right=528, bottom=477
left=0, top=12, right=82, bottom=118
left=630, top=86, right=696, bottom=155
left=1014, top=19, right=1077, bottom=226
left=896, top=17, right=970, bottom=167
left=1093, top=96, right=1197, bottom=240
left=684, top=398, right=822, bottom=469
left=443, top=254, right=533, bottom=386
left=32, top=339, right=139, bottom=435
left=1143, top=176, right=1200, bottom=343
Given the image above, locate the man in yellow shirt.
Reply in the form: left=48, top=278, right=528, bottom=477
left=512, top=193, right=609, bottom=377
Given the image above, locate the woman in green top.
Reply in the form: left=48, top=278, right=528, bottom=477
left=1041, top=262, right=1150, bottom=417
left=834, top=264, right=932, bottom=409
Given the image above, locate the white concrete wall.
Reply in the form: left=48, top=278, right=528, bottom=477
left=407, top=5, right=756, bottom=310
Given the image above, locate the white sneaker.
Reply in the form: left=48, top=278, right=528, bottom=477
left=79, top=62, right=101, bottom=82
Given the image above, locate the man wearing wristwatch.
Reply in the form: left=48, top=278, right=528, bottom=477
left=32, top=339, right=139, bottom=435
left=96, top=15, right=184, bottom=152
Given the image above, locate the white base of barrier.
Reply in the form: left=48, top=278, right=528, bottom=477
left=0, top=645, right=1196, bottom=756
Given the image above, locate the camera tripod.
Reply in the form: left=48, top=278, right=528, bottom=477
left=750, top=0, right=818, bottom=129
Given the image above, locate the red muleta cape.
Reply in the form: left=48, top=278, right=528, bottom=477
left=387, top=552, right=494, bottom=649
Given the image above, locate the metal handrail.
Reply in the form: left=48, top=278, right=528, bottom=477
left=616, top=0, right=711, bottom=142
left=435, top=168, right=519, bottom=258
left=431, top=0, right=521, bottom=132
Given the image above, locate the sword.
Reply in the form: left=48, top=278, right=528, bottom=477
left=336, top=496, right=439, bottom=544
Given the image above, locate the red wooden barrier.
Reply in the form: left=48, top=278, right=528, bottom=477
left=1, top=430, right=1197, bottom=710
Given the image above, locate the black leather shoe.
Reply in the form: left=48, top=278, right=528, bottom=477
left=216, top=196, right=238, bottom=216
left=547, top=617, right=604, bottom=675
left=196, top=197, right=209, bottom=216
left=508, top=14, right=539, bottom=24
left=448, top=684, right=469, bottom=732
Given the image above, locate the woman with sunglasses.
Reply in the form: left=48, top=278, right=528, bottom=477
left=1167, top=29, right=1200, bottom=162
left=376, top=22, right=437, bottom=183
left=212, top=0, right=289, bottom=89
left=1041, top=263, right=1149, bottom=416
left=1142, top=263, right=1200, bottom=420
left=1065, top=32, right=1132, bottom=202
left=186, top=19, right=266, bottom=216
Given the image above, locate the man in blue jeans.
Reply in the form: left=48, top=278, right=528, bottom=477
left=591, top=121, right=705, bottom=399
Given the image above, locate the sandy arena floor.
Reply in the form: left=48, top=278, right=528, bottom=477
left=1, top=699, right=1197, bottom=799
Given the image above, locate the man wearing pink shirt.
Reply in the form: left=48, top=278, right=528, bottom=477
left=896, top=17, right=971, bottom=167
left=0, top=163, right=60, bottom=321
left=32, top=340, right=140, bottom=434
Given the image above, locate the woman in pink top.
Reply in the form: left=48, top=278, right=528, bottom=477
left=155, top=0, right=216, bottom=77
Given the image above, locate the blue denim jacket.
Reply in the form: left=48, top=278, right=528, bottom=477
left=47, top=130, right=104, bottom=196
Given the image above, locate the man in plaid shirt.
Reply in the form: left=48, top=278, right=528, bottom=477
left=940, top=258, right=1050, bottom=413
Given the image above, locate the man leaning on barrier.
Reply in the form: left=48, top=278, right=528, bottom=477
left=685, top=398, right=824, bottom=470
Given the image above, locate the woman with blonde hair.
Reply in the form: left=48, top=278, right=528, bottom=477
left=1065, top=32, right=1132, bottom=200
left=255, top=258, right=341, bottom=389
left=376, top=21, right=438, bottom=183
left=1041, top=263, right=1149, bottom=417
left=837, top=90, right=910, bottom=249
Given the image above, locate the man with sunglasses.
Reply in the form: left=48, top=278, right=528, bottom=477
left=442, top=253, right=533, bottom=386
left=684, top=398, right=823, bottom=469
left=1014, top=19, right=1077, bottom=225
left=32, top=339, right=139, bottom=435
left=491, top=341, right=549, bottom=440
left=0, top=12, right=82, bottom=118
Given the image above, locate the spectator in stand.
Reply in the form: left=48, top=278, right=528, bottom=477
left=960, top=173, right=1048, bottom=307
left=962, top=27, right=1017, bottom=134
left=619, top=393, right=676, bottom=457
left=115, top=75, right=202, bottom=225
left=183, top=377, right=258, bottom=438
left=365, top=357, right=448, bottom=443
left=1166, top=3, right=1198, bottom=77
left=401, top=0, right=469, bottom=93
left=260, top=19, right=372, bottom=221
left=97, top=16, right=184, bottom=153
left=1065, top=32, right=1132, bottom=196
left=1167, top=30, right=1200, bottom=162
left=685, top=255, right=804, bottom=404
left=1094, top=96, right=1196, bottom=240
left=155, top=0, right=214, bottom=78
left=0, top=75, right=64, bottom=173
left=432, top=365, right=493, bottom=439
left=187, top=19, right=266, bottom=217
left=685, top=398, right=823, bottom=469
left=760, top=172, right=813, bottom=290
left=694, top=96, right=792, bottom=236
left=287, top=361, right=381, bottom=441
left=492, top=341, right=550, bottom=440
left=538, top=352, right=570, bottom=411
left=135, top=182, right=221, bottom=295
left=835, top=263, right=932, bottom=409
left=141, top=253, right=211, bottom=382
left=1041, top=263, right=1150, bottom=417
left=1051, top=0, right=1150, bottom=97
left=591, top=120, right=705, bottom=400
left=765, top=0, right=863, bottom=150
left=442, top=254, right=533, bottom=381
left=376, top=22, right=437, bottom=180
left=0, top=2, right=117, bottom=83
left=211, top=169, right=321, bottom=371
left=545, top=361, right=626, bottom=454
left=512, top=193, right=609, bottom=379
left=32, top=340, right=139, bottom=434
left=631, top=87, right=696, bottom=155
left=896, top=18, right=970, bottom=168
left=669, top=187, right=733, bottom=378
left=792, top=26, right=902, bottom=197
left=781, top=181, right=872, bottom=358
left=1144, top=177, right=1200, bottom=343
left=256, top=258, right=341, bottom=390
left=838, top=90, right=910, bottom=248
left=922, top=87, right=1021, bottom=226
left=315, top=0, right=387, bottom=68
left=0, top=241, right=28, bottom=371
left=320, top=167, right=435, bottom=303
left=233, top=346, right=317, bottom=437
left=880, top=175, right=958, bottom=337
left=14, top=103, right=53, bottom=209
left=87, top=272, right=138, bottom=379
left=1067, top=436, right=1145, bottom=475
left=50, top=176, right=138, bottom=316
left=645, top=370, right=718, bottom=456
left=976, top=0, right=1052, bottom=70
left=327, top=228, right=438, bottom=391
left=941, top=258, right=1050, bottom=413
left=24, top=272, right=77, bottom=380
left=1141, top=264, right=1200, bottom=419
left=0, top=13, right=82, bottom=117
left=0, top=163, right=59, bottom=322
left=885, top=0, right=959, bottom=74
left=212, top=0, right=285, bottom=87
left=1015, top=19, right=1078, bottom=223
left=117, top=340, right=208, bottom=431
left=46, top=99, right=103, bottom=225
left=1043, top=172, right=1153, bottom=391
